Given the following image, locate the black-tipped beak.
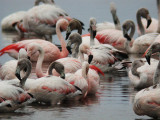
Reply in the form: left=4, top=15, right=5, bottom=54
left=124, top=34, right=131, bottom=41
left=93, top=30, right=97, bottom=39
left=145, top=54, right=151, bottom=65
left=65, top=32, right=71, bottom=40
left=147, top=19, right=152, bottom=28
left=27, top=56, right=30, bottom=60
left=12, top=22, right=18, bottom=27
left=66, top=46, right=72, bottom=54
left=123, top=29, right=131, bottom=41
left=60, top=73, right=65, bottom=79
left=15, top=66, right=22, bottom=80
left=88, top=55, right=93, bottom=64
left=146, top=15, right=152, bottom=28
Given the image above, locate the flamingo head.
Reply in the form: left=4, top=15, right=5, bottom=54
left=137, top=8, right=152, bottom=28
left=89, top=17, right=97, bottom=38
left=57, top=18, right=69, bottom=31
left=48, top=61, right=65, bottom=79
left=122, top=20, right=135, bottom=41
left=145, top=42, right=160, bottom=65
left=66, top=32, right=82, bottom=54
left=18, top=48, right=28, bottom=60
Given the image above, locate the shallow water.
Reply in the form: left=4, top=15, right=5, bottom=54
left=0, top=0, right=158, bottom=120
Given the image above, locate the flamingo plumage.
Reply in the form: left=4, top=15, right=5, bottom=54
left=133, top=41, right=160, bottom=118
left=15, top=58, right=82, bottom=105
left=0, top=18, right=69, bottom=62
left=0, top=48, right=28, bottom=80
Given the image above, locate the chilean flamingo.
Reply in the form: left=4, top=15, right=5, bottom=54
left=122, top=20, right=158, bottom=54
left=0, top=18, right=69, bottom=62
left=137, top=0, right=160, bottom=36
left=128, top=58, right=158, bottom=89
left=1, top=0, right=54, bottom=31
left=133, top=42, right=160, bottom=118
left=0, top=79, right=34, bottom=112
left=15, top=4, right=83, bottom=41
left=15, top=58, right=82, bottom=105
left=136, top=8, right=152, bottom=36
left=65, top=61, right=101, bottom=99
left=1, top=11, right=26, bottom=31
left=0, top=48, right=28, bottom=80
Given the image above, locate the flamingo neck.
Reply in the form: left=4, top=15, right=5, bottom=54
left=124, top=39, right=133, bottom=53
left=153, top=54, right=160, bottom=85
left=72, top=43, right=79, bottom=58
left=56, top=24, right=68, bottom=58
left=157, top=0, right=160, bottom=33
left=82, top=64, right=88, bottom=79
left=90, top=27, right=94, bottom=46
left=79, top=51, right=85, bottom=63
left=36, top=47, right=45, bottom=78
left=137, top=13, right=145, bottom=35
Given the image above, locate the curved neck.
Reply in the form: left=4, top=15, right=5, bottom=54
left=56, top=24, right=69, bottom=58
left=36, top=47, right=45, bottom=78
left=111, top=12, right=121, bottom=30
left=157, top=0, right=160, bottom=33
left=153, top=54, right=160, bottom=85
left=79, top=51, right=85, bottom=63
left=136, top=12, right=145, bottom=35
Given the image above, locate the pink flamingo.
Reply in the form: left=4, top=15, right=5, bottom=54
left=0, top=18, right=69, bottom=62
left=15, top=58, right=82, bottom=105
left=65, top=61, right=101, bottom=99
left=1, top=11, right=26, bottom=31
left=133, top=41, right=160, bottom=118
left=0, top=48, right=28, bottom=80
left=1, top=0, right=54, bottom=31
left=15, top=4, right=83, bottom=41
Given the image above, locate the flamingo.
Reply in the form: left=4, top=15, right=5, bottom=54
left=137, top=0, right=160, bottom=35
left=1, top=11, right=26, bottom=31
left=0, top=18, right=69, bottom=62
left=1, top=0, right=54, bottom=32
left=136, top=8, right=152, bottom=36
left=15, top=4, right=83, bottom=41
left=0, top=79, right=35, bottom=112
left=75, top=18, right=128, bottom=72
left=15, top=58, right=82, bottom=105
left=65, top=61, right=100, bottom=99
left=65, top=2, right=120, bottom=41
left=122, top=20, right=158, bottom=54
left=133, top=42, right=160, bottom=118
left=0, top=48, right=29, bottom=80
left=128, top=58, right=158, bottom=89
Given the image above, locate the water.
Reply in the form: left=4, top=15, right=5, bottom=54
left=0, top=0, right=158, bottom=120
